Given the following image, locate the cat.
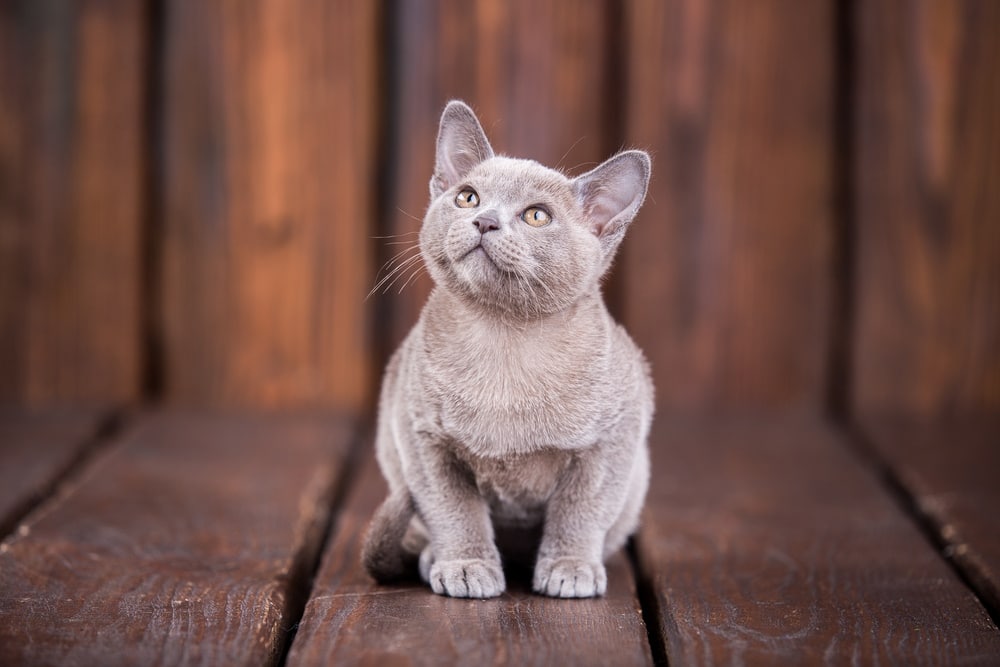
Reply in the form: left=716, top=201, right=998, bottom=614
left=362, top=101, right=653, bottom=598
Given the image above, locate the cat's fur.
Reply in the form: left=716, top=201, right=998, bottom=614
left=362, top=101, right=653, bottom=598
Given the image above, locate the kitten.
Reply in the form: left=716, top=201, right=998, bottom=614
left=362, top=101, right=653, bottom=598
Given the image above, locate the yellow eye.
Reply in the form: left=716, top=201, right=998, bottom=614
left=455, top=188, right=479, bottom=208
left=521, top=206, right=552, bottom=227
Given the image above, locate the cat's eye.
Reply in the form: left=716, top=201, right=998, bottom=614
left=521, top=206, right=552, bottom=227
left=455, top=188, right=480, bottom=208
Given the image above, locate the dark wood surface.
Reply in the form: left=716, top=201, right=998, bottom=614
left=863, top=416, right=1000, bottom=616
left=381, top=0, right=619, bottom=351
left=287, top=450, right=653, bottom=666
left=160, top=0, right=377, bottom=410
left=853, top=0, right=1000, bottom=415
left=2, top=411, right=998, bottom=664
left=0, top=408, right=107, bottom=537
left=0, top=412, right=353, bottom=666
left=623, top=0, right=836, bottom=413
left=0, top=0, right=145, bottom=403
left=635, top=417, right=1000, bottom=665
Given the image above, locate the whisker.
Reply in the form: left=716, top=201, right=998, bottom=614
left=396, top=264, right=428, bottom=294
left=395, top=208, right=424, bottom=223
left=367, top=252, right=424, bottom=299
left=382, top=257, right=426, bottom=294
left=555, top=135, right=587, bottom=173
left=373, top=244, right=421, bottom=280
left=371, top=230, right=421, bottom=239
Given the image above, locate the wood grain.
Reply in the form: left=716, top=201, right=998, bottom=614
left=635, top=417, right=1000, bottom=664
left=381, top=0, right=619, bottom=352
left=0, top=408, right=107, bottom=537
left=287, top=450, right=653, bottom=666
left=0, top=412, right=353, bottom=666
left=863, top=416, right=1000, bottom=616
left=0, top=0, right=145, bottom=403
left=853, top=0, right=1000, bottom=415
left=623, top=0, right=836, bottom=413
left=161, top=0, right=377, bottom=410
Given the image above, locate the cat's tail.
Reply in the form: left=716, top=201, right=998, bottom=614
left=362, top=490, right=417, bottom=582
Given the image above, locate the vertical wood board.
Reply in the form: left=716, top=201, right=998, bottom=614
left=853, top=0, right=1000, bottom=415
left=0, top=0, right=145, bottom=404
left=624, top=0, right=836, bottom=412
left=161, top=0, right=378, bottom=410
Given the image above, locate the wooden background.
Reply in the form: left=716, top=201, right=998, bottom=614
left=1, top=0, right=998, bottom=421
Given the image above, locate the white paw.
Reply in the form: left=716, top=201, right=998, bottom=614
left=428, top=558, right=506, bottom=598
left=533, top=557, right=607, bottom=598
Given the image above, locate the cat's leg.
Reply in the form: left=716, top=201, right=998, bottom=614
left=411, top=439, right=505, bottom=598
left=533, top=442, right=636, bottom=598
left=362, top=490, right=416, bottom=581
left=602, top=440, right=650, bottom=558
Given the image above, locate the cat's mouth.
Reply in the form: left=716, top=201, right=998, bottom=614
left=460, top=242, right=500, bottom=270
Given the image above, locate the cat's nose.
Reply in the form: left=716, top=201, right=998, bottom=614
left=472, top=215, right=500, bottom=234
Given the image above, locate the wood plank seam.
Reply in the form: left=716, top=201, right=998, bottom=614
left=276, top=424, right=370, bottom=667
left=627, top=539, right=669, bottom=667
left=0, top=409, right=126, bottom=541
left=140, top=0, right=167, bottom=402
left=842, top=422, right=1000, bottom=628
left=826, top=0, right=858, bottom=420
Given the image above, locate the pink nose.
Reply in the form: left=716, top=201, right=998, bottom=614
left=473, top=216, right=500, bottom=234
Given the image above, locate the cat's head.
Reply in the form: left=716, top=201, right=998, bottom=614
left=420, top=100, right=650, bottom=319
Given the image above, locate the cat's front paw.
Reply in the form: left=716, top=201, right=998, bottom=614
left=428, top=558, right=505, bottom=598
left=533, top=557, right=607, bottom=598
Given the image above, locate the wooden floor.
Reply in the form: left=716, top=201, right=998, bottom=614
left=0, top=409, right=997, bottom=666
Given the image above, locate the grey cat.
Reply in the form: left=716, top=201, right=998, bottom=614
left=362, top=101, right=653, bottom=599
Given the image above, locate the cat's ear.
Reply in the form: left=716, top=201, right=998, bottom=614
left=572, top=150, right=651, bottom=254
left=431, top=101, right=495, bottom=198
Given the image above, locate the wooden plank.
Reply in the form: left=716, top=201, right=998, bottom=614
left=623, top=0, right=836, bottom=412
left=381, top=0, right=619, bottom=350
left=863, top=417, right=1000, bottom=615
left=853, top=0, right=1000, bottom=415
left=636, top=417, right=1000, bottom=664
left=0, top=408, right=107, bottom=537
left=0, top=412, right=353, bottom=666
left=287, top=450, right=653, bottom=666
left=0, top=0, right=145, bottom=403
left=161, top=0, right=377, bottom=410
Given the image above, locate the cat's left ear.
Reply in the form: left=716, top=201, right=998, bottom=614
left=573, top=150, right=651, bottom=256
left=431, top=101, right=495, bottom=198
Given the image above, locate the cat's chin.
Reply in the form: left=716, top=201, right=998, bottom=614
left=454, top=244, right=504, bottom=282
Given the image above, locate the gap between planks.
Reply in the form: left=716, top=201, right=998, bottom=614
left=0, top=408, right=128, bottom=541
left=276, top=424, right=371, bottom=667
left=842, top=419, right=1000, bottom=629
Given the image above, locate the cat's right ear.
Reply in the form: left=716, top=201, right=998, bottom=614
left=431, top=101, right=494, bottom=199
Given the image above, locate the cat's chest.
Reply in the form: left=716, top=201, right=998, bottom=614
left=423, top=331, right=603, bottom=454
left=460, top=449, right=572, bottom=526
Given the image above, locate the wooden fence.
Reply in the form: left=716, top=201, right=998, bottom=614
left=2, top=0, right=998, bottom=419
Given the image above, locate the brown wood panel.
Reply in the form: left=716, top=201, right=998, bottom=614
left=853, top=1, right=1000, bottom=415
left=623, top=0, right=836, bottom=412
left=381, top=0, right=619, bottom=351
left=287, top=450, right=652, bottom=666
left=863, top=417, right=1000, bottom=615
left=0, top=0, right=145, bottom=403
left=636, top=417, right=1000, bottom=664
left=0, top=408, right=107, bottom=537
left=161, top=0, right=377, bottom=410
left=0, top=412, right=353, bottom=666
